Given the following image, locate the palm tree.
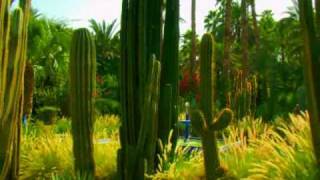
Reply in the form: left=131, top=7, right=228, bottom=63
left=89, top=19, right=120, bottom=76
left=278, top=1, right=302, bottom=63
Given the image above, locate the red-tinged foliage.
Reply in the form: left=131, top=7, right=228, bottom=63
left=179, top=70, right=200, bottom=102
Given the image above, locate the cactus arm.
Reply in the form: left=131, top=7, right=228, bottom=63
left=190, top=109, right=207, bottom=136
left=209, top=108, right=233, bottom=131
left=144, top=59, right=161, bottom=173
left=137, top=59, right=161, bottom=153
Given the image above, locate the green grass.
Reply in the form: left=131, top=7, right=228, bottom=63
left=20, top=112, right=318, bottom=179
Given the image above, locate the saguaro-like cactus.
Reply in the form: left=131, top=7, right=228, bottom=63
left=298, top=0, right=320, bottom=168
left=0, top=0, right=31, bottom=179
left=69, top=28, right=96, bottom=178
left=191, top=33, right=233, bottom=180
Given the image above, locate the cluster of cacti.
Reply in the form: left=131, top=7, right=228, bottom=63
left=190, top=33, right=233, bottom=180
left=118, top=0, right=163, bottom=179
left=298, top=0, right=320, bottom=168
left=158, top=0, right=180, bottom=149
left=69, top=28, right=96, bottom=178
left=0, top=0, right=31, bottom=178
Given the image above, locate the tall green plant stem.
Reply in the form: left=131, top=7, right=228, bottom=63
left=298, top=0, right=320, bottom=170
left=0, top=0, right=32, bottom=179
left=119, top=0, right=163, bottom=178
left=191, top=33, right=233, bottom=180
left=69, top=28, right=96, bottom=178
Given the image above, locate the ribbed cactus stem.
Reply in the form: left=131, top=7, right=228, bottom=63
left=119, top=0, right=163, bottom=178
left=158, top=0, right=180, bottom=154
left=0, top=0, right=31, bottom=178
left=69, top=28, right=96, bottom=178
left=158, top=84, right=173, bottom=143
left=200, top=33, right=215, bottom=124
left=298, top=0, right=320, bottom=168
left=140, top=59, right=161, bottom=174
left=191, top=33, right=233, bottom=180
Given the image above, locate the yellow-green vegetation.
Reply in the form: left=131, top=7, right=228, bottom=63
left=19, top=113, right=318, bottom=179
left=20, top=115, right=120, bottom=179
left=152, top=112, right=317, bottom=179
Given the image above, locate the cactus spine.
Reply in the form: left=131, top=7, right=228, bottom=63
left=69, top=28, right=96, bottom=178
left=191, top=33, right=233, bottom=180
left=119, top=0, right=162, bottom=179
left=298, top=0, right=320, bottom=168
left=0, top=0, right=31, bottom=178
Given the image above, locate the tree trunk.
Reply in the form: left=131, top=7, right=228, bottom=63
left=250, top=0, right=260, bottom=50
left=316, top=0, right=320, bottom=34
left=23, top=61, right=34, bottom=120
left=223, top=0, right=233, bottom=107
left=191, top=0, right=196, bottom=75
left=241, top=0, right=249, bottom=78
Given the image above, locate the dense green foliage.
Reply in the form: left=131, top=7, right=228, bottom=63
left=190, top=1, right=306, bottom=120
left=27, top=11, right=72, bottom=117
left=89, top=19, right=120, bottom=115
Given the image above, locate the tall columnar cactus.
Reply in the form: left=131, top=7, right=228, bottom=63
left=119, top=0, right=162, bottom=179
left=69, top=28, right=96, bottom=178
left=118, top=57, right=161, bottom=179
left=0, top=0, right=31, bottom=179
left=191, top=33, right=233, bottom=180
left=158, top=0, right=180, bottom=149
left=298, top=0, right=320, bottom=168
